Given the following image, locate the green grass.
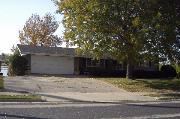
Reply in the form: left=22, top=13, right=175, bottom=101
left=0, top=94, right=42, bottom=102
left=0, top=76, right=4, bottom=89
left=98, top=78, right=180, bottom=100
left=97, top=78, right=180, bottom=93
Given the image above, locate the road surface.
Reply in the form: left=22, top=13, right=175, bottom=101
left=0, top=101, right=179, bottom=119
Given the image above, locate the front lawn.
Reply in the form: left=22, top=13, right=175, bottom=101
left=97, top=78, right=180, bottom=100
left=0, top=94, right=42, bottom=102
left=98, top=78, right=180, bottom=92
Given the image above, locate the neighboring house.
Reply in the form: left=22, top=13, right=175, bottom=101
left=17, top=44, right=159, bottom=75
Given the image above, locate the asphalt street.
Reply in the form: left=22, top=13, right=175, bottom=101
left=0, top=101, right=179, bottom=119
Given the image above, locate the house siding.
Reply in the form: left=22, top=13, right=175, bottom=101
left=23, top=54, right=31, bottom=74
left=74, top=57, right=159, bottom=75
left=74, top=57, right=86, bottom=75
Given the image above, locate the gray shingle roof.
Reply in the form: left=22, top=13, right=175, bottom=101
left=17, top=44, right=75, bottom=57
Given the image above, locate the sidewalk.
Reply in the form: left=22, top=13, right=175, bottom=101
left=38, top=92, right=157, bottom=102
left=0, top=89, right=157, bottom=103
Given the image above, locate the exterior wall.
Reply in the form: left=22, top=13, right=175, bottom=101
left=31, top=55, right=74, bottom=74
left=105, top=59, right=120, bottom=70
left=74, top=57, right=80, bottom=75
left=135, top=61, right=159, bottom=71
left=23, top=54, right=31, bottom=74
left=75, top=58, right=124, bottom=75
left=74, top=57, right=86, bottom=75
left=24, top=54, right=159, bottom=75
left=75, top=57, right=159, bottom=75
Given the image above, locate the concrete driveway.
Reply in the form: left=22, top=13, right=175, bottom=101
left=4, top=76, right=156, bottom=102
left=4, top=76, right=123, bottom=93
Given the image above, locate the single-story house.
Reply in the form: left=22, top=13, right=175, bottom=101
left=17, top=44, right=159, bottom=75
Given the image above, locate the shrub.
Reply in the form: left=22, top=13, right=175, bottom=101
left=177, top=72, right=180, bottom=79
left=160, top=65, right=177, bottom=78
left=9, top=55, right=28, bottom=76
left=8, top=63, right=14, bottom=76
left=83, top=65, right=178, bottom=79
left=132, top=70, right=161, bottom=78
left=0, top=73, right=3, bottom=89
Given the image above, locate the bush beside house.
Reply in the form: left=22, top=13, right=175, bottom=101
left=8, top=55, right=28, bottom=76
left=0, top=73, right=3, bottom=89
left=132, top=70, right=162, bottom=79
left=160, top=65, right=177, bottom=78
left=174, top=65, right=180, bottom=79
left=86, top=65, right=177, bottom=79
left=177, top=72, right=180, bottom=79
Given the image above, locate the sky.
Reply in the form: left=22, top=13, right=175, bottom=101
left=0, top=0, right=64, bottom=54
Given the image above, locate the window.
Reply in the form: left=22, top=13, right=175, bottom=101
left=149, top=61, right=152, bottom=67
left=86, top=58, right=100, bottom=67
left=116, top=63, right=123, bottom=70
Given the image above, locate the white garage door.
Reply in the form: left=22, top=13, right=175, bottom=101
left=31, top=55, right=74, bottom=74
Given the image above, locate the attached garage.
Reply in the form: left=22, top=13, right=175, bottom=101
left=31, top=55, right=74, bottom=74
left=17, top=44, right=76, bottom=75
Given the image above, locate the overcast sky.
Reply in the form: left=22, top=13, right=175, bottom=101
left=0, top=0, right=64, bottom=54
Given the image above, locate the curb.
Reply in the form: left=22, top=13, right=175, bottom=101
left=0, top=100, right=180, bottom=106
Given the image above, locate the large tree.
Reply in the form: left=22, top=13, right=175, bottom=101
left=19, top=13, right=62, bottom=47
left=142, top=0, right=180, bottom=64
left=55, top=0, right=180, bottom=79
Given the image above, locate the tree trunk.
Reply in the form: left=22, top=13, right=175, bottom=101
left=126, top=58, right=134, bottom=79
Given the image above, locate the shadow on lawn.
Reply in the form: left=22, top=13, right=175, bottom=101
left=137, top=79, right=180, bottom=91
